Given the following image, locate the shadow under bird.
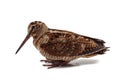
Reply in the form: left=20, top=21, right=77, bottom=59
left=15, top=21, right=109, bottom=69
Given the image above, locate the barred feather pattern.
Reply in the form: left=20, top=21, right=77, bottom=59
left=33, top=29, right=107, bottom=61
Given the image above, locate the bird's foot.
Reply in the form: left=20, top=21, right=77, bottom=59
left=43, top=64, right=60, bottom=69
left=41, top=60, right=69, bottom=69
left=40, top=60, right=53, bottom=63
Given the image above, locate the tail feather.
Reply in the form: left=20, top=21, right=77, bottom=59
left=81, top=47, right=109, bottom=58
left=79, top=35, right=109, bottom=58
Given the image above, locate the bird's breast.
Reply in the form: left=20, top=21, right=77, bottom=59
left=33, top=34, right=49, bottom=51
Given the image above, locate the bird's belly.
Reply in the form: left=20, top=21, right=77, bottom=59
left=39, top=48, right=81, bottom=61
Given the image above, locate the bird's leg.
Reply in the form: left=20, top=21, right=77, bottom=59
left=41, top=60, right=69, bottom=69
left=47, top=60, right=69, bottom=69
left=40, top=60, right=53, bottom=63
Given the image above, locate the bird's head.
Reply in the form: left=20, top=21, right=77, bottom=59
left=15, top=21, right=48, bottom=54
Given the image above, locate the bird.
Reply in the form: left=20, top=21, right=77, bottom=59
left=15, top=21, right=109, bottom=69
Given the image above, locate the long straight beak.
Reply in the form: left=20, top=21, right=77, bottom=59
left=15, top=31, right=31, bottom=54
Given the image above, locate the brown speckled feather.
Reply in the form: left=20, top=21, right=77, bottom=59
left=40, top=30, right=85, bottom=56
left=39, top=29, right=106, bottom=60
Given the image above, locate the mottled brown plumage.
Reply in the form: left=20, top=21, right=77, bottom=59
left=15, top=21, right=109, bottom=69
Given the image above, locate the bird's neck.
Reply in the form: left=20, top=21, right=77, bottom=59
left=33, top=26, right=48, bottom=48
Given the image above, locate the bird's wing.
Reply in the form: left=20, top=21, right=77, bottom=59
left=40, top=29, right=106, bottom=57
left=40, top=29, right=86, bottom=57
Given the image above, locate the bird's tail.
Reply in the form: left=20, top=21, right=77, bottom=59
left=81, top=47, right=109, bottom=58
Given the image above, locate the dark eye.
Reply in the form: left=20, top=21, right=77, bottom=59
left=33, top=26, right=39, bottom=31
left=32, top=26, right=35, bottom=28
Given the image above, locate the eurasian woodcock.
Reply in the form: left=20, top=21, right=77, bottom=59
left=15, top=21, right=109, bottom=69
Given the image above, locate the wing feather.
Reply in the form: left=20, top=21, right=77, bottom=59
left=40, top=29, right=105, bottom=57
left=40, top=29, right=85, bottom=56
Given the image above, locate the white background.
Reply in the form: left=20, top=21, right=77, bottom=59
left=0, top=0, right=119, bottom=80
